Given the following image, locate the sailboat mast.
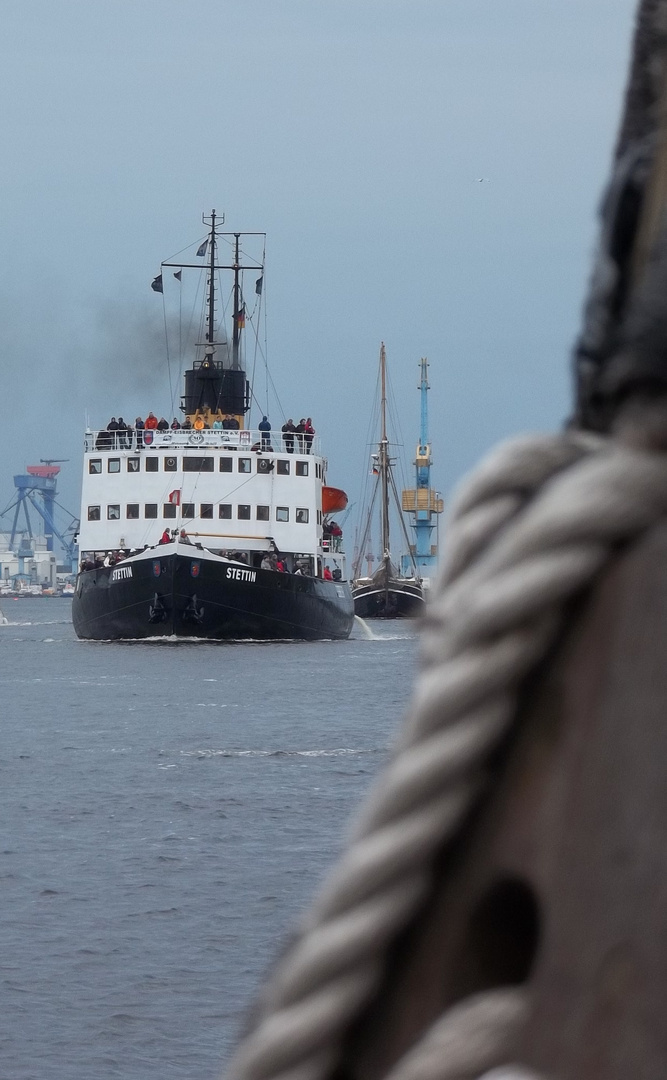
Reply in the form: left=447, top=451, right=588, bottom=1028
left=379, top=343, right=390, bottom=559
left=206, top=210, right=216, bottom=345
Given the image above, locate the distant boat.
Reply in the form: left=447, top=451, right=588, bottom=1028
left=351, top=344, right=427, bottom=619
left=72, top=210, right=355, bottom=641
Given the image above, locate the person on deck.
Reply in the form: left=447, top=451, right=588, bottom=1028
left=157, top=417, right=169, bottom=431
left=222, top=414, right=239, bottom=430
left=171, top=417, right=181, bottom=430
left=159, top=529, right=171, bottom=544
left=323, top=565, right=333, bottom=580
left=295, top=419, right=305, bottom=452
left=259, top=415, right=272, bottom=450
left=116, top=417, right=130, bottom=449
left=282, top=419, right=296, bottom=453
left=144, top=412, right=158, bottom=431
left=107, top=417, right=119, bottom=449
left=212, top=417, right=223, bottom=430
left=304, top=418, right=315, bottom=453
left=134, top=416, right=144, bottom=448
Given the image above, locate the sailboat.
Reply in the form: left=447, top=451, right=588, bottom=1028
left=351, top=344, right=427, bottom=619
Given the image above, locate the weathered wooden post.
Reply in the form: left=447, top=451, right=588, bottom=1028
left=225, top=4, right=667, bottom=1079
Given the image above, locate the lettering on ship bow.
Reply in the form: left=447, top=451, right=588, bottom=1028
left=226, top=567, right=257, bottom=583
left=111, top=565, right=133, bottom=582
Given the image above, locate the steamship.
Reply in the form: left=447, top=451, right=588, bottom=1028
left=72, top=211, right=355, bottom=641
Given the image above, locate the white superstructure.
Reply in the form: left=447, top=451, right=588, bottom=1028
left=79, top=427, right=346, bottom=577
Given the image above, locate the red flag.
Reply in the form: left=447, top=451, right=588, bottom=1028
left=168, top=489, right=181, bottom=506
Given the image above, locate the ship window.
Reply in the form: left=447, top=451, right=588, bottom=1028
left=277, top=460, right=290, bottom=475
left=296, top=508, right=309, bottom=524
left=276, top=507, right=289, bottom=522
left=87, top=505, right=101, bottom=521
left=256, top=505, right=270, bottom=521
left=89, top=459, right=102, bottom=475
left=145, top=457, right=159, bottom=472
left=201, top=503, right=213, bottom=519
left=144, top=504, right=158, bottom=519
left=219, top=504, right=232, bottom=519
left=163, top=503, right=177, bottom=519
left=317, top=510, right=322, bottom=525
left=127, top=504, right=139, bottom=519
left=220, top=457, right=233, bottom=472
left=127, top=458, right=140, bottom=473
left=238, top=504, right=251, bottom=520
left=164, top=456, right=178, bottom=472
left=238, top=458, right=252, bottom=474
left=296, top=461, right=309, bottom=477
left=107, top=505, right=121, bottom=520
left=182, top=503, right=195, bottom=518
left=108, top=459, right=121, bottom=473
left=183, top=456, right=214, bottom=472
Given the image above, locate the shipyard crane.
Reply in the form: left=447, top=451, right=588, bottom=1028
left=400, top=359, right=444, bottom=578
left=0, top=462, right=80, bottom=570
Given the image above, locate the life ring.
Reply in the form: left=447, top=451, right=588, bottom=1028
left=166, top=457, right=177, bottom=469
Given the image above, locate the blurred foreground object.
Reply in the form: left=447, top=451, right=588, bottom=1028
left=224, top=3, right=667, bottom=1078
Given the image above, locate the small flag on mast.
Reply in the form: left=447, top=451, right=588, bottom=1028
left=255, top=275, right=263, bottom=295
left=168, top=489, right=181, bottom=506
left=151, top=274, right=163, bottom=293
left=173, top=270, right=182, bottom=281
left=236, top=304, right=246, bottom=329
left=196, top=239, right=208, bottom=257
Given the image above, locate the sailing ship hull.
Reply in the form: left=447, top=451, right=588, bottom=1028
left=352, top=579, right=425, bottom=619
left=73, top=546, right=354, bottom=641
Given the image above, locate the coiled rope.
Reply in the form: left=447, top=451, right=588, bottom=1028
left=225, top=431, right=667, bottom=1080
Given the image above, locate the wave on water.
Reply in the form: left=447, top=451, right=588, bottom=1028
left=82, top=635, right=320, bottom=646
left=0, top=620, right=71, bottom=628
left=180, top=747, right=378, bottom=759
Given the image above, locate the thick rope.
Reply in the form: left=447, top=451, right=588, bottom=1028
left=225, top=432, right=667, bottom=1080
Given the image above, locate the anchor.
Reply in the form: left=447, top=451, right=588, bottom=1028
left=182, top=594, right=204, bottom=625
left=148, top=592, right=168, bottom=624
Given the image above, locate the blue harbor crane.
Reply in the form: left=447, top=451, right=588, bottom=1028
left=400, top=359, right=444, bottom=579
left=1, top=462, right=79, bottom=571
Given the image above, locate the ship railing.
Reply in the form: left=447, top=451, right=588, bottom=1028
left=322, top=537, right=344, bottom=553
left=84, top=428, right=322, bottom=456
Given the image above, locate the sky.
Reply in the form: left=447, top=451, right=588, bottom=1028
left=0, top=0, right=638, bottom=552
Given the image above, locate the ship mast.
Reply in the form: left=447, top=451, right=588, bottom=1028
left=379, top=343, right=391, bottom=562
left=206, top=210, right=217, bottom=348
left=232, top=232, right=241, bottom=370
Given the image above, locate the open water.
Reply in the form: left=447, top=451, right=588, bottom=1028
left=1, top=599, right=419, bottom=1080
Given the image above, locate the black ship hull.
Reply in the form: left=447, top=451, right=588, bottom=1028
left=352, top=579, right=425, bottom=619
left=73, top=547, right=354, bottom=641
